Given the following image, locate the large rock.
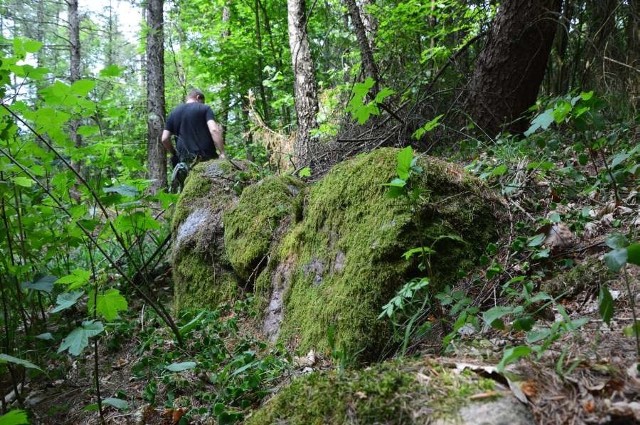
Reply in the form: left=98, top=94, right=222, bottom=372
left=255, top=148, right=503, bottom=362
left=245, top=358, right=534, bottom=425
left=171, top=160, right=246, bottom=311
left=171, top=149, right=503, bottom=361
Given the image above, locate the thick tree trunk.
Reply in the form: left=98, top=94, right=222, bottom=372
left=146, top=0, right=167, bottom=193
left=466, top=0, right=563, bottom=136
left=344, top=0, right=379, bottom=91
left=287, top=0, right=319, bottom=168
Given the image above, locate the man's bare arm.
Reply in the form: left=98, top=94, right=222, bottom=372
left=207, top=120, right=226, bottom=158
left=161, top=130, right=177, bottom=156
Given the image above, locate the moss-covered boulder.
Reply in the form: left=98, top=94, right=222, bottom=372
left=223, top=175, right=305, bottom=282
left=245, top=358, right=534, bottom=425
left=171, top=160, right=248, bottom=310
left=257, top=148, right=503, bottom=362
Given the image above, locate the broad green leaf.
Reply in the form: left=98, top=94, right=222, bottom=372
left=12, top=177, right=33, bottom=188
left=21, top=275, right=57, bottom=294
left=77, top=125, right=99, bottom=136
left=482, top=306, right=514, bottom=329
left=512, top=316, right=535, bottom=332
left=627, top=243, right=640, bottom=266
left=36, top=333, right=54, bottom=341
left=606, top=234, right=628, bottom=250
left=0, top=354, right=41, bottom=371
left=491, top=164, right=508, bottom=176
left=383, top=178, right=407, bottom=188
left=580, top=91, right=594, bottom=101
left=373, top=87, right=395, bottom=104
left=51, top=291, right=83, bottom=313
left=165, top=361, right=197, bottom=372
left=0, top=409, right=29, bottom=425
left=412, top=114, right=443, bottom=140
left=99, top=65, right=123, bottom=77
left=58, top=321, right=104, bottom=356
left=103, top=185, right=138, bottom=197
left=552, top=100, right=572, bottom=123
left=94, top=289, right=128, bottom=321
left=298, top=167, right=311, bottom=178
left=497, top=345, right=532, bottom=371
left=102, top=398, right=129, bottom=410
left=524, top=109, right=554, bottom=136
left=604, top=248, right=627, bottom=272
left=599, top=286, right=614, bottom=325
left=70, top=79, right=96, bottom=96
left=527, top=233, right=546, bottom=247
left=56, top=269, right=91, bottom=290
left=610, top=152, right=630, bottom=169
left=396, top=146, right=413, bottom=180
left=526, top=327, right=551, bottom=343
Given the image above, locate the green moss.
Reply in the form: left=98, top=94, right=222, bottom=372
left=223, top=175, right=305, bottom=281
left=172, top=253, right=240, bottom=311
left=272, top=148, right=502, bottom=362
left=245, top=358, right=498, bottom=425
left=171, top=159, right=249, bottom=311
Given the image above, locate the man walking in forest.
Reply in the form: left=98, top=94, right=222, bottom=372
left=161, top=89, right=226, bottom=191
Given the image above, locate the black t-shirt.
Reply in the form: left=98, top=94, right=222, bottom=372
left=165, top=102, right=218, bottom=161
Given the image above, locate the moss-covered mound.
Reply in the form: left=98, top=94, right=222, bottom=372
left=171, top=160, right=248, bottom=310
left=223, top=175, right=305, bottom=282
left=245, top=358, right=531, bottom=425
left=258, top=148, right=503, bottom=362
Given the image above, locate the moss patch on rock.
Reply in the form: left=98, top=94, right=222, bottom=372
left=245, top=358, right=503, bottom=425
left=263, top=148, right=503, bottom=362
left=171, top=160, right=247, bottom=311
left=223, top=175, right=305, bottom=282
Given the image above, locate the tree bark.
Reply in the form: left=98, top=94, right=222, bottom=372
left=466, top=0, right=563, bottom=136
left=67, top=0, right=82, bottom=147
left=344, top=0, right=379, bottom=91
left=287, top=0, right=319, bottom=167
left=146, top=0, right=167, bottom=193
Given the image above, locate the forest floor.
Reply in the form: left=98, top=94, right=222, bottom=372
left=16, top=147, right=640, bottom=425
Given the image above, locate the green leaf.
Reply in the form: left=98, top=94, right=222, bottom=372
left=165, top=362, right=197, bottom=372
left=0, top=354, right=41, bottom=371
left=77, top=125, right=99, bottom=136
left=21, top=275, right=57, bottom=294
left=94, top=289, right=128, bottom=321
left=102, top=398, right=129, bottom=410
left=58, top=321, right=104, bottom=356
left=103, top=185, right=138, bottom=197
left=51, top=291, right=83, bottom=313
left=412, top=114, right=443, bottom=139
left=626, top=243, right=640, bottom=266
left=298, top=167, right=311, bottom=178
left=604, top=248, right=627, bottom=272
left=396, top=146, right=414, bottom=180
left=384, top=178, right=407, bottom=188
left=527, top=233, right=546, bottom=247
left=482, top=306, right=514, bottom=329
left=525, top=109, right=554, bottom=136
left=491, top=164, right=508, bottom=176
left=373, top=87, right=395, bottom=104
left=497, top=345, right=532, bottom=371
left=56, top=269, right=91, bottom=290
left=70, top=79, right=95, bottom=96
left=623, top=321, right=640, bottom=338
left=402, top=247, right=436, bottom=260
left=606, top=234, right=628, bottom=250
left=552, top=100, right=572, bottom=123
left=0, top=409, right=29, bottom=425
left=99, top=65, right=123, bottom=77
left=599, top=286, right=614, bottom=325
left=12, top=177, right=33, bottom=188
left=35, top=333, right=54, bottom=341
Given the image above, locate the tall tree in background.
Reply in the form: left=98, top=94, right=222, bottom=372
left=287, top=0, right=319, bottom=167
left=466, top=0, right=563, bottom=135
left=345, top=0, right=379, bottom=91
left=67, top=0, right=82, bottom=147
left=146, top=0, right=167, bottom=193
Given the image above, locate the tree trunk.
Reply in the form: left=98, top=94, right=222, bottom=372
left=146, top=0, right=167, bottom=193
left=466, top=0, right=563, bottom=136
left=344, top=0, right=379, bottom=91
left=287, top=0, right=319, bottom=168
left=67, top=0, right=82, bottom=147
